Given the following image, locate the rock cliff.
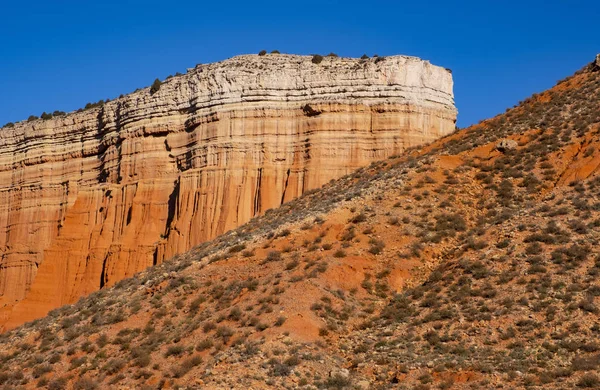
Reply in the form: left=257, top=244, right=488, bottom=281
left=0, top=53, right=456, bottom=329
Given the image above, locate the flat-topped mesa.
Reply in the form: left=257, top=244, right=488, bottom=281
left=0, top=53, right=457, bottom=329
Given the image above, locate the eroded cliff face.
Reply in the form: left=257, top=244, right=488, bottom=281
left=0, top=54, right=456, bottom=329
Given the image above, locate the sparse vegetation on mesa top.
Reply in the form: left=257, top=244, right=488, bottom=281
left=258, top=50, right=281, bottom=55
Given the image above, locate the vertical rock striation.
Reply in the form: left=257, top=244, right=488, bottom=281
left=0, top=54, right=456, bottom=329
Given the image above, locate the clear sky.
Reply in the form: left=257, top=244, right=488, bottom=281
left=0, top=0, right=598, bottom=128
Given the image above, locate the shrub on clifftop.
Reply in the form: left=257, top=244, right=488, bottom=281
left=311, top=54, right=324, bottom=64
left=150, top=78, right=162, bottom=95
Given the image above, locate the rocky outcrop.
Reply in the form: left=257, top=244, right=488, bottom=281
left=593, top=54, right=600, bottom=71
left=0, top=53, right=456, bottom=329
left=495, top=139, right=518, bottom=152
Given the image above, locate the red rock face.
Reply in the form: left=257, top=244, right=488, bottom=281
left=0, top=54, right=457, bottom=330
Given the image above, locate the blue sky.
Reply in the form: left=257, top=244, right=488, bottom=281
left=0, top=0, right=598, bottom=128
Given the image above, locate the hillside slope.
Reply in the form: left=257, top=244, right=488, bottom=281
left=0, top=56, right=597, bottom=389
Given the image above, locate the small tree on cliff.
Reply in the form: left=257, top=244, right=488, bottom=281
left=150, top=78, right=162, bottom=95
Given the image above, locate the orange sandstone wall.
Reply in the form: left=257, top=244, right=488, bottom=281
left=0, top=54, right=456, bottom=329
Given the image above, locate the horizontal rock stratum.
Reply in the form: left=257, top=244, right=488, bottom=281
left=0, top=53, right=456, bottom=329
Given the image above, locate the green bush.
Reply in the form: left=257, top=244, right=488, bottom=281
left=84, top=100, right=104, bottom=110
left=150, top=78, right=162, bottom=95
left=3, top=122, right=14, bottom=128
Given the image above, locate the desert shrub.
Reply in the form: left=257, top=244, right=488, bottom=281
left=228, top=243, right=246, bottom=253
left=324, top=374, right=352, bottom=388
left=102, top=358, right=126, bottom=375
left=277, top=228, right=291, bottom=238
left=48, top=378, right=68, bottom=390
left=265, top=251, right=282, bottom=262
left=150, top=78, right=162, bottom=95
left=578, top=373, right=600, bottom=388
left=69, top=356, right=87, bottom=370
left=312, top=54, right=324, bottom=64
left=95, top=333, right=109, bottom=348
left=164, top=344, right=185, bottom=358
left=258, top=50, right=267, bottom=56
left=196, top=339, right=213, bottom=351
left=48, top=353, right=61, bottom=364
left=270, top=360, right=292, bottom=377
left=228, top=306, right=242, bottom=321
left=132, top=347, right=151, bottom=367
left=172, top=355, right=202, bottom=378
left=340, top=227, right=356, bottom=241
left=350, top=213, right=367, bottom=224
left=571, top=354, right=600, bottom=371
left=380, top=294, right=415, bottom=323
left=434, top=213, right=467, bottom=234
left=32, top=364, right=52, bottom=378
left=73, top=378, right=99, bottom=390
left=275, top=316, right=286, bottom=326
left=216, top=326, right=234, bottom=342
left=333, top=249, right=347, bottom=258
left=368, top=239, right=385, bottom=255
